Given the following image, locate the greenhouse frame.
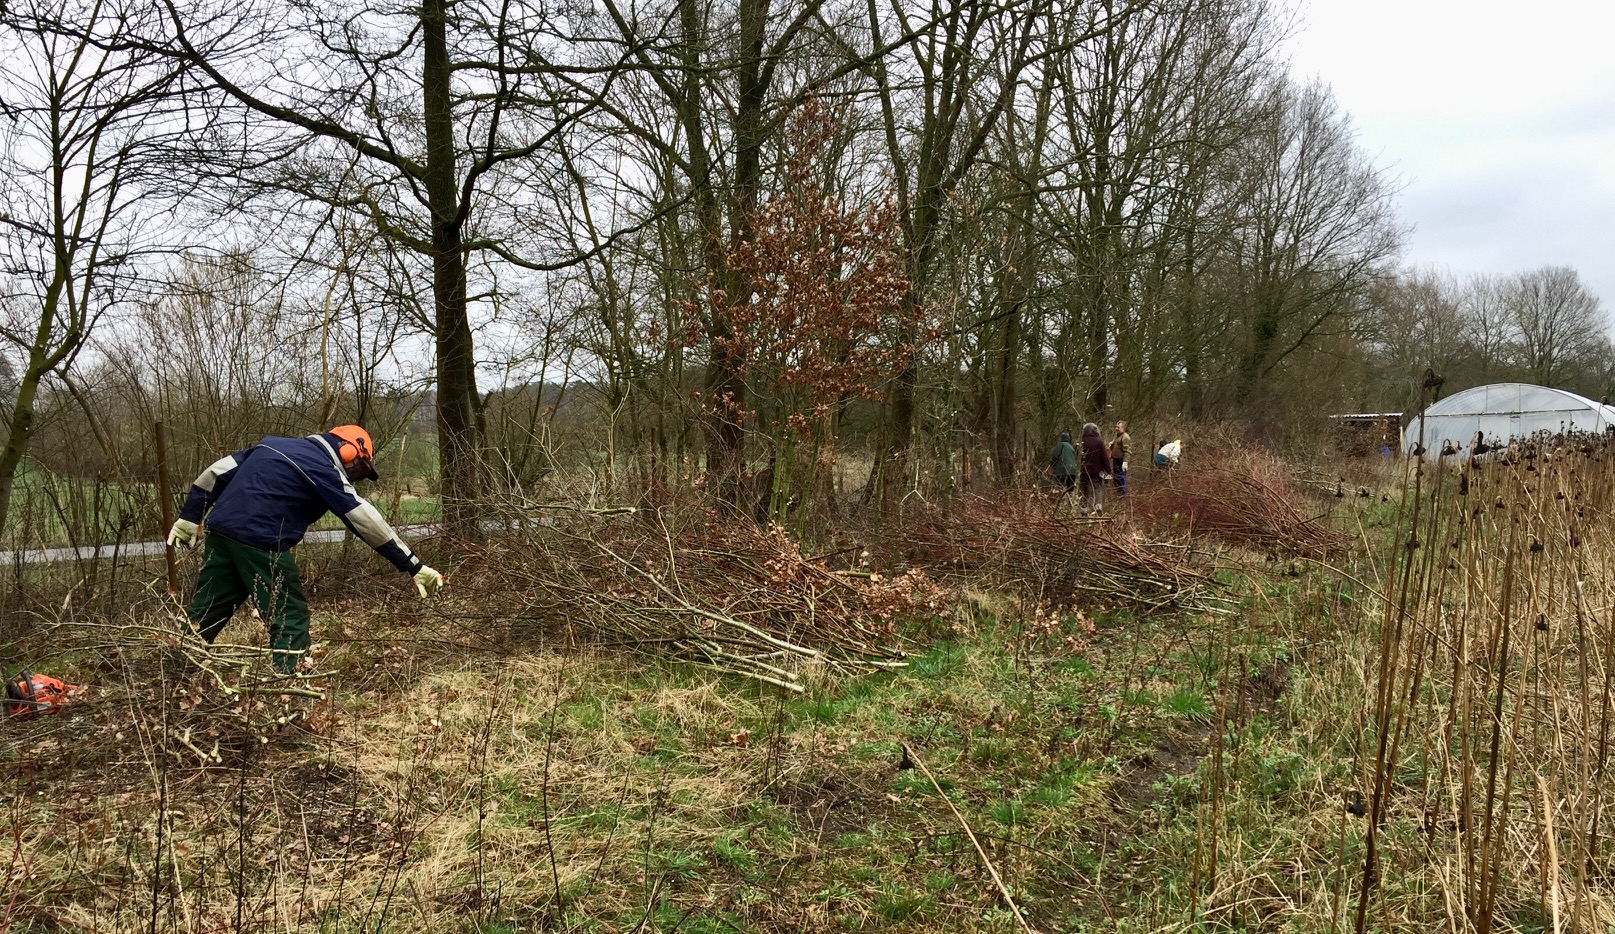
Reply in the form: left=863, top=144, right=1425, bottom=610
left=1401, top=382, right=1615, bottom=457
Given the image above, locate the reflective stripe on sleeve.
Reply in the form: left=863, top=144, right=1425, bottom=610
left=344, top=499, right=408, bottom=552
left=193, top=455, right=239, bottom=493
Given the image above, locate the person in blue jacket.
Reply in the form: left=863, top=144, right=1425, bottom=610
left=166, top=425, right=444, bottom=674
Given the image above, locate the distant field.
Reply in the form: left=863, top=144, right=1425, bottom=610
left=1, top=458, right=441, bottom=551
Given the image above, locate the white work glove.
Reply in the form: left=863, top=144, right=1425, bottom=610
left=167, top=519, right=198, bottom=548
left=413, top=565, right=445, bottom=598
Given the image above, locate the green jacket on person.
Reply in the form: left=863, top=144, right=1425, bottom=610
left=1051, top=436, right=1078, bottom=478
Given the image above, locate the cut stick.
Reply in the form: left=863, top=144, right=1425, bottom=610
left=903, top=742, right=1039, bottom=934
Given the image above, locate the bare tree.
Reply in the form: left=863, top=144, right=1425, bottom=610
left=1504, top=265, right=1606, bottom=388
left=865, top=0, right=1050, bottom=499
left=1042, top=0, right=1277, bottom=422
left=92, top=253, right=322, bottom=460
left=139, top=0, right=619, bottom=527
left=1352, top=269, right=1472, bottom=407
left=1459, top=273, right=1512, bottom=385
left=0, top=0, right=189, bottom=535
left=1225, top=77, right=1403, bottom=414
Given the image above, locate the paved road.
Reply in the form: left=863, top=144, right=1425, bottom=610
left=0, top=516, right=574, bottom=567
left=0, top=529, right=361, bottom=566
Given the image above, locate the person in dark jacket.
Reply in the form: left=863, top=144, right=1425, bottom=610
left=166, top=425, right=444, bottom=674
left=1079, top=423, right=1112, bottom=514
left=1050, top=431, right=1078, bottom=492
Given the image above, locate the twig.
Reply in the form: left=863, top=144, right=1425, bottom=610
left=173, top=726, right=221, bottom=764
left=902, top=742, right=1038, bottom=934
left=1540, top=776, right=1561, bottom=934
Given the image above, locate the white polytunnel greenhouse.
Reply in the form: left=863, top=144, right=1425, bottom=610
left=1402, top=382, right=1615, bottom=457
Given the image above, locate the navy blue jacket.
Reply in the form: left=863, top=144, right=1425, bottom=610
left=179, top=434, right=423, bottom=575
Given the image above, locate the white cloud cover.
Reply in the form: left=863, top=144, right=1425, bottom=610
left=1284, top=0, right=1615, bottom=308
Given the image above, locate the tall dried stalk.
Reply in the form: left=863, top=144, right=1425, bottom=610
left=1356, top=430, right=1615, bottom=932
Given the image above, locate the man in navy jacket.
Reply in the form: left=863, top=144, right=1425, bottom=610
left=167, top=425, right=444, bottom=674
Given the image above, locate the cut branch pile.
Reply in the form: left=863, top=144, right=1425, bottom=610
left=1128, top=447, right=1350, bottom=558
left=455, top=513, right=945, bottom=689
left=884, top=495, right=1214, bottom=612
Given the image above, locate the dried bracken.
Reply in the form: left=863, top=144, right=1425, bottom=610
left=1129, top=446, right=1351, bottom=558
left=884, top=494, right=1216, bottom=613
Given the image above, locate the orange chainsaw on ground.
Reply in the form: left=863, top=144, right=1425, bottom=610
left=4, top=670, right=84, bottom=719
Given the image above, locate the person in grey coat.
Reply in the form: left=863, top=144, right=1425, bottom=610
left=1050, top=431, right=1078, bottom=492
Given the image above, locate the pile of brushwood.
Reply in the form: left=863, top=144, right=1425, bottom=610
left=438, top=445, right=1342, bottom=687
left=887, top=494, right=1216, bottom=613
left=1128, top=445, right=1351, bottom=558
left=455, top=508, right=948, bottom=690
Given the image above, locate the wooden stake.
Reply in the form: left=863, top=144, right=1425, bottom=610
left=154, top=420, right=180, bottom=597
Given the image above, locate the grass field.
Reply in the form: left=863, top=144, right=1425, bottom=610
left=2, top=447, right=1613, bottom=932
left=0, top=548, right=1377, bottom=931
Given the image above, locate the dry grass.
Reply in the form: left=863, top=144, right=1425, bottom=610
left=0, top=578, right=1215, bottom=931
left=4, top=443, right=1614, bottom=932
left=1339, top=433, right=1615, bottom=932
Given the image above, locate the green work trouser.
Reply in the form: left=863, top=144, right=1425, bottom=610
left=187, top=533, right=310, bottom=675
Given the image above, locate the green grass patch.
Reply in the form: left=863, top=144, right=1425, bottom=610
left=1162, top=687, right=1211, bottom=721
left=873, top=882, right=935, bottom=923
left=989, top=799, right=1028, bottom=827
left=906, top=642, right=967, bottom=680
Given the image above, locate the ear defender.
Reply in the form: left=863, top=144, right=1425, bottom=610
left=338, top=437, right=369, bottom=466
left=328, top=425, right=380, bottom=481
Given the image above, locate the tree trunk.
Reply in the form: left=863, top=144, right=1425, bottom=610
left=1088, top=278, right=1109, bottom=415
left=422, top=0, right=480, bottom=529
left=992, top=203, right=1028, bottom=483
left=0, top=365, right=45, bottom=540
left=702, top=0, right=771, bottom=504
left=1181, top=264, right=1206, bottom=419
left=884, top=188, right=941, bottom=496
left=0, top=256, right=78, bottom=540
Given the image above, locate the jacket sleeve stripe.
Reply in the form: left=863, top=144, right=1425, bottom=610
left=311, top=435, right=423, bottom=574
left=180, top=449, right=252, bottom=523
left=343, top=500, right=421, bottom=570
left=194, top=455, right=239, bottom=493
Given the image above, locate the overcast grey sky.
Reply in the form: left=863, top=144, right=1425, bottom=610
left=1283, top=0, right=1615, bottom=308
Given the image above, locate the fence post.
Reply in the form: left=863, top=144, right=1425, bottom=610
left=154, top=421, right=180, bottom=597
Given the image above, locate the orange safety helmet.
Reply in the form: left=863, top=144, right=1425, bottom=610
left=328, top=425, right=379, bottom=481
